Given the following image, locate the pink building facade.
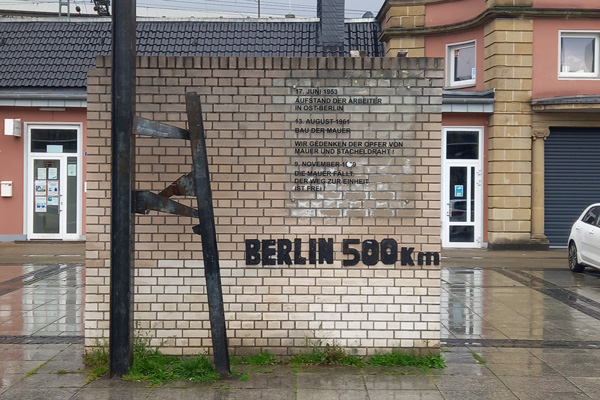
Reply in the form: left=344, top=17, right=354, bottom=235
left=0, top=103, right=87, bottom=241
left=379, top=0, right=600, bottom=249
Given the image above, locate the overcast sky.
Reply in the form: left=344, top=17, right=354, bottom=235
left=0, top=0, right=386, bottom=19
left=134, top=0, right=387, bottom=18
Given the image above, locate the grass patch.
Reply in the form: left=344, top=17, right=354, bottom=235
left=234, top=350, right=277, bottom=366
left=82, top=337, right=221, bottom=385
left=24, top=361, right=48, bottom=378
left=368, top=351, right=446, bottom=371
left=83, top=342, right=110, bottom=383
left=288, top=342, right=445, bottom=371
left=290, top=343, right=364, bottom=367
left=81, top=336, right=445, bottom=384
left=471, top=351, right=486, bottom=365
left=123, top=338, right=220, bottom=385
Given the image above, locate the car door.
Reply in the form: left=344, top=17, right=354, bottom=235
left=580, top=206, right=600, bottom=267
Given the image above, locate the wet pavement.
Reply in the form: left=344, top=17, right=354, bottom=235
left=3, top=243, right=600, bottom=399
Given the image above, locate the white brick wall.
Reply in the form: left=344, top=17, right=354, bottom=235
left=85, top=56, right=443, bottom=356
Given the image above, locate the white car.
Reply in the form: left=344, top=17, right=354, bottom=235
left=568, top=203, right=600, bottom=272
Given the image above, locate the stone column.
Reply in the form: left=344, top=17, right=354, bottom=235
left=531, top=128, right=549, bottom=246
left=484, top=18, right=534, bottom=247
left=380, top=4, right=426, bottom=57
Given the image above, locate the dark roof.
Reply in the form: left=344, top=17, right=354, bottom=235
left=532, top=95, right=600, bottom=106
left=0, top=19, right=384, bottom=89
left=442, top=89, right=495, bottom=103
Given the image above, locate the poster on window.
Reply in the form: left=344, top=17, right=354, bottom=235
left=47, top=180, right=59, bottom=194
left=35, top=197, right=47, bottom=213
left=47, top=197, right=59, bottom=206
left=35, top=180, right=46, bottom=195
left=48, top=168, right=58, bottom=180
left=37, top=168, right=46, bottom=180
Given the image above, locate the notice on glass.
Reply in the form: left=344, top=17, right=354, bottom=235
left=67, top=164, right=77, bottom=177
left=37, top=168, right=46, bottom=180
left=48, top=180, right=59, bottom=194
left=47, top=197, right=59, bottom=206
left=35, top=180, right=46, bottom=195
left=48, top=168, right=58, bottom=180
left=35, top=197, right=47, bottom=213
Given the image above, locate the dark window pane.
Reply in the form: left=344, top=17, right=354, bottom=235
left=67, top=157, right=78, bottom=234
left=447, top=131, right=479, bottom=159
left=454, top=45, right=475, bottom=81
left=583, top=207, right=600, bottom=226
left=450, top=166, right=467, bottom=222
left=31, top=129, right=78, bottom=153
left=450, top=226, right=474, bottom=242
left=470, top=167, right=475, bottom=223
left=33, top=159, right=60, bottom=234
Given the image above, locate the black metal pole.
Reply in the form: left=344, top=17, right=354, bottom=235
left=186, top=92, right=230, bottom=377
left=110, top=0, right=136, bottom=378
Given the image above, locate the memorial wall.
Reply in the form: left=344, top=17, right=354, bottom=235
left=85, top=55, right=444, bottom=356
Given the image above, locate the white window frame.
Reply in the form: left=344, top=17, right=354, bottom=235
left=24, top=122, right=83, bottom=241
left=559, top=31, right=599, bottom=79
left=446, top=40, right=476, bottom=89
left=441, top=127, right=484, bottom=249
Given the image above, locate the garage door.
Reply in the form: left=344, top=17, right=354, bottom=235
left=545, top=127, right=600, bottom=247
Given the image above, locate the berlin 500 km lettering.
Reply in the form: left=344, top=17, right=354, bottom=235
left=246, top=238, right=440, bottom=267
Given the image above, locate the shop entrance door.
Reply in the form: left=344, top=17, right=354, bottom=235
left=442, top=128, right=484, bottom=248
left=27, top=126, right=81, bottom=240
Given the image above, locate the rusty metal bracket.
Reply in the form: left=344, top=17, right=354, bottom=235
left=134, top=190, right=198, bottom=218
left=159, top=172, right=195, bottom=198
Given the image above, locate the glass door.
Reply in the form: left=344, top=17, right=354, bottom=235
left=27, top=125, right=81, bottom=240
left=32, top=158, right=61, bottom=236
left=442, top=128, right=483, bottom=248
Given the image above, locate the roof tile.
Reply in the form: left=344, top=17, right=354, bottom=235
left=0, top=19, right=383, bottom=89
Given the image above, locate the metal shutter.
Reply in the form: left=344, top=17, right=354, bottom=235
left=545, top=127, right=600, bottom=247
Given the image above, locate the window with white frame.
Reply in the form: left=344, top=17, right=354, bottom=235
left=559, top=32, right=599, bottom=78
left=447, top=41, right=476, bottom=88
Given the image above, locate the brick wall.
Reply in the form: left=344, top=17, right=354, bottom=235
left=85, top=55, right=443, bottom=356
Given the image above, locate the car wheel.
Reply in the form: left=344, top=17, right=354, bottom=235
left=569, top=242, right=585, bottom=273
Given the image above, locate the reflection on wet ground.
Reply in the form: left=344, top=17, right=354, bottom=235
left=2, top=262, right=600, bottom=348
left=0, top=264, right=83, bottom=342
left=3, top=261, right=600, bottom=398
left=442, top=267, right=600, bottom=347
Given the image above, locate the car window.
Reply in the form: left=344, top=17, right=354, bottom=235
left=582, top=206, right=600, bottom=226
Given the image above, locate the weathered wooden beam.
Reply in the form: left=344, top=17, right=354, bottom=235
left=186, top=92, right=231, bottom=377
left=110, top=0, right=136, bottom=378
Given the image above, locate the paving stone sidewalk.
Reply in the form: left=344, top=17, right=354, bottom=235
left=2, top=242, right=598, bottom=400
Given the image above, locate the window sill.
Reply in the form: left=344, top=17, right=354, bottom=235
left=558, top=75, right=599, bottom=80
left=445, top=82, right=476, bottom=90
